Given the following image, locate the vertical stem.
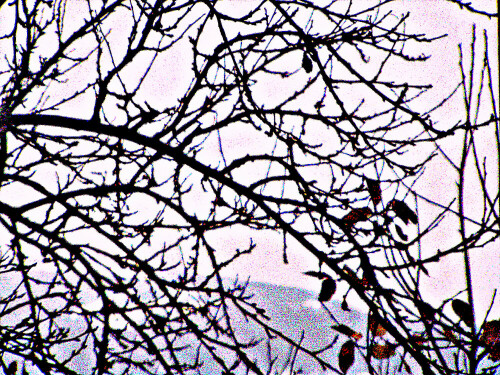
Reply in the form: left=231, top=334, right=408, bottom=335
left=458, top=29, right=479, bottom=373
left=458, top=127, right=477, bottom=374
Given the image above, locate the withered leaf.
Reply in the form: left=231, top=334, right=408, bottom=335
left=319, top=278, right=336, bottom=302
left=371, top=342, right=397, bottom=359
left=368, top=313, right=387, bottom=337
left=411, top=333, right=427, bottom=346
left=416, top=300, right=436, bottom=323
left=341, top=299, right=351, bottom=311
left=314, top=100, right=324, bottom=110
left=339, top=340, right=355, bottom=373
left=481, top=320, right=500, bottom=347
left=332, top=324, right=363, bottom=340
left=489, top=344, right=500, bottom=361
left=366, top=178, right=382, bottom=206
left=342, top=207, right=373, bottom=231
left=480, top=320, right=500, bottom=361
left=451, top=299, right=473, bottom=328
left=443, top=329, right=459, bottom=345
left=389, top=199, right=418, bottom=225
left=302, top=53, right=313, bottom=73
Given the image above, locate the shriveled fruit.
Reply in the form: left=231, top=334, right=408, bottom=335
left=342, top=208, right=372, bottom=231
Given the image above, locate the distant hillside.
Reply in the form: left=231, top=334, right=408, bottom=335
left=143, top=280, right=369, bottom=375
left=1, top=279, right=369, bottom=375
left=9, top=279, right=497, bottom=375
left=217, top=280, right=369, bottom=375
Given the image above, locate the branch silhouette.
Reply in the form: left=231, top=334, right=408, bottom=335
left=0, top=1, right=498, bottom=374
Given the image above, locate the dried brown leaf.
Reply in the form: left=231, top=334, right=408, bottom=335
left=443, top=329, right=460, bottom=345
left=302, top=53, right=313, bottom=73
left=343, top=266, right=370, bottom=288
left=342, top=207, right=372, bottom=231
left=339, top=341, right=355, bottom=373
left=371, top=342, right=397, bottom=359
left=451, top=299, right=473, bottom=328
left=366, top=178, right=382, bottom=206
left=303, top=271, right=331, bottom=279
left=332, top=324, right=363, bottom=341
left=481, top=320, right=500, bottom=346
left=318, top=278, right=336, bottom=302
left=480, top=320, right=500, bottom=361
left=368, top=313, right=387, bottom=337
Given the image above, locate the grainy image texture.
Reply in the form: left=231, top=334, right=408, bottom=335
left=0, top=0, right=498, bottom=374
